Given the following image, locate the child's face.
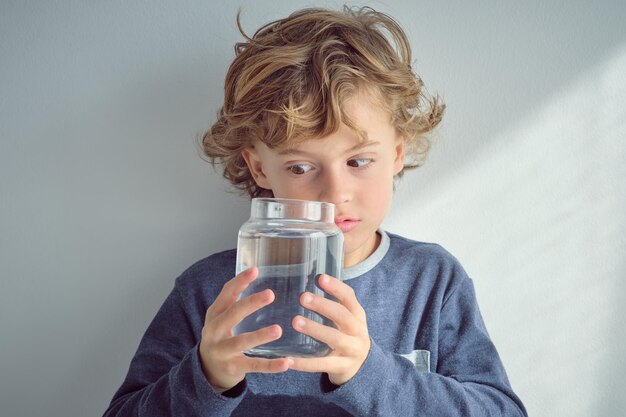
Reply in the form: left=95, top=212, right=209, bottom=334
left=242, top=93, right=405, bottom=267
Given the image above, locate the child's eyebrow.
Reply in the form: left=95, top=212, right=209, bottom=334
left=277, top=140, right=381, bottom=156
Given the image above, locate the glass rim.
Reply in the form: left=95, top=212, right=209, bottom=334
left=250, top=197, right=336, bottom=222
left=251, top=197, right=336, bottom=209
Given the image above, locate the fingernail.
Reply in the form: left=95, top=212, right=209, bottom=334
left=302, top=293, right=313, bottom=304
left=287, top=358, right=294, bottom=367
left=295, top=317, right=305, bottom=328
left=320, top=275, right=330, bottom=285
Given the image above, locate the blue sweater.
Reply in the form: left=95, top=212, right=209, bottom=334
left=104, top=231, right=527, bottom=416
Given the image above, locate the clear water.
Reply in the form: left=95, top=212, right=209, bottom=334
left=234, top=228, right=343, bottom=358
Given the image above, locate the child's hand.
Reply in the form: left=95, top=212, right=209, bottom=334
left=288, top=274, right=371, bottom=386
left=199, top=267, right=290, bottom=393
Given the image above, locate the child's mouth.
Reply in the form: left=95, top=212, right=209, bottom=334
left=335, top=218, right=360, bottom=233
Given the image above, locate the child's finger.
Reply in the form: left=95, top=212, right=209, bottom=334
left=292, top=315, right=349, bottom=351
left=222, top=324, right=282, bottom=353
left=299, top=292, right=360, bottom=335
left=286, top=355, right=341, bottom=374
left=214, top=289, right=275, bottom=337
left=318, top=274, right=366, bottom=322
left=206, top=267, right=258, bottom=318
left=241, top=356, right=291, bottom=374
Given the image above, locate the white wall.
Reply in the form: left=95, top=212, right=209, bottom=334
left=1, top=1, right=624, bottom=416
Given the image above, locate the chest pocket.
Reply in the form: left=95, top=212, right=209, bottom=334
left=399, top=349, right=431, bottom=373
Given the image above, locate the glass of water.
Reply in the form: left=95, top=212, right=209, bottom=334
left=233, top=198, right=344, bottom=358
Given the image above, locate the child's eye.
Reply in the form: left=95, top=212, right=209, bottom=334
left=347, top=158, right=372, bottom=168
left=287, top=163, right=313, bottom=175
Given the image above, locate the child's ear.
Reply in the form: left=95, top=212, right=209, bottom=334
left=393, top=137, right=405, bottom=175
left=241, top=147, right=272, bottom=189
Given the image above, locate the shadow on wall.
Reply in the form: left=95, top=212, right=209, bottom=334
left=388, top=45, right=626, bottom=416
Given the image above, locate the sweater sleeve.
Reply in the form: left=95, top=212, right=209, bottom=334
left=102, top=285, right=245, bottom=417
left=321, top=277, right=527, bottom=416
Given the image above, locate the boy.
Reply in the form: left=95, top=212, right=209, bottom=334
left=104, top=7, right=527, bottom=417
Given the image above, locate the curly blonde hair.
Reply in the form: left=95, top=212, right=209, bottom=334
left=201, top=6, right=445, bottom=198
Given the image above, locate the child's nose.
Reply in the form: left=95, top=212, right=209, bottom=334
left=318, top=169, right=351, bottom=205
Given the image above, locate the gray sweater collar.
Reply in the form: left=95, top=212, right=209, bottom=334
left=342, top=230, right=390, bottom=280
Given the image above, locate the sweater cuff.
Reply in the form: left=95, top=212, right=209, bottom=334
left=172, top=342, right=247, bottom=412
left=320, top=339, right=394, bottom=413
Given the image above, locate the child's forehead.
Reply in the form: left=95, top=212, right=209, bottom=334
left=283, top=141, right=376, bottom=156
left=262, top=134, right=390, bottom=162
left=270, top=125, right=369, bottom=153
